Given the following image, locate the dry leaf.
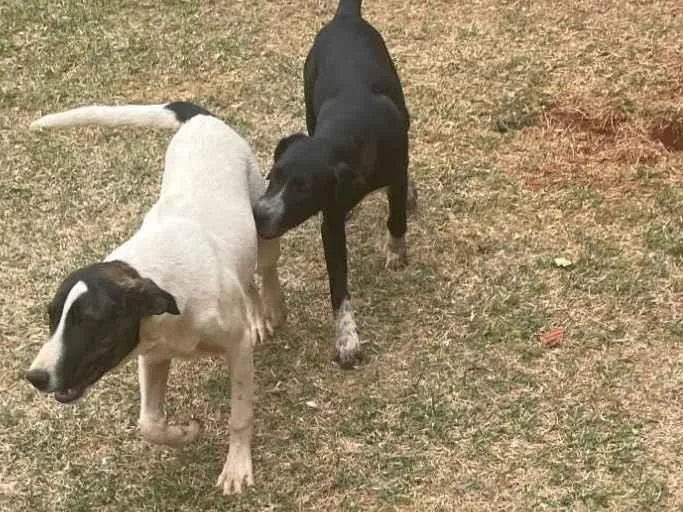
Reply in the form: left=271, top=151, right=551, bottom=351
left=538, top=327, right=564, bottom=347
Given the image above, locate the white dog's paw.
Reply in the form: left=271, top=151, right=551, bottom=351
left=384, top=234, right=407, bottom=270
left=335, top=300, right=362, bottom=368
left=139, top=418, right=200, bottom=447
left=216, top=448, right=254, bottom=495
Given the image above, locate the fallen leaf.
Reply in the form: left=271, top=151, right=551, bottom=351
left=538, top=327, right=564, bottom=347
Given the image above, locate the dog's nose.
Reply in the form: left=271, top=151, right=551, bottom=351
left=25, top=368, right=50, bottom=392
left=253, top=201, right=266, bottom=217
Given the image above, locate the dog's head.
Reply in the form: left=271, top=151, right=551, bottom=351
left=254, top=133, right=346, bottom=239
left=25, top=261, right=179, bottom=404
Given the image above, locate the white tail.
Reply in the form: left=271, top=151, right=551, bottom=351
left=30, top=104, right=182, bottom=131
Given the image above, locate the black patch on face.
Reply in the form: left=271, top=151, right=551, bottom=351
left=47, top=261, right=179, bottom=398
left=164, top=101, right=213, bottom=123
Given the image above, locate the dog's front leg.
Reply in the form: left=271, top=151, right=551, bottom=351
left=216, top=330, right=255, bottom=495
left=256, top=236, right=286, bottom=334
left=246, top=281, right=267, bottom=344
left=138, top=355, right=199, bottom=447
left=322, top=211, right=361, bottom=368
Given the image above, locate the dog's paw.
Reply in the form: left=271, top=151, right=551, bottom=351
left=334, top=300, right=362, bottom=369
left=335, top=336, right=362, bottom=369
left=406, top=180, right=418, bottom=216
left=140, top=418, right=200, bottom=447
left=216, top=447, right=254, bottom=495
left=384, top=234, right=407, bottom=270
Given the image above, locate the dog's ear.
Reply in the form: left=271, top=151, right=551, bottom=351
left=273, top=133, right=306, bottom=163
left=331, top=143, right=375, bottom=204
left=127, top=278, right=180, bottom=317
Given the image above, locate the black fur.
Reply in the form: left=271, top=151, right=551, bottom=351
left=336, top=0, right=362, bottom=17
left=253, top=0, right=411, bottom=367
left=164, top=101, right=213, bottom=123
left=30, top=261, right=178, bottom=402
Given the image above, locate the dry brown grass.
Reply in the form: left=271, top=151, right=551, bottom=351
left=1, top=0, right=682, bottom=510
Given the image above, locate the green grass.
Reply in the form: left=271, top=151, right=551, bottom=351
left=1, top=0, right=682, bottom=510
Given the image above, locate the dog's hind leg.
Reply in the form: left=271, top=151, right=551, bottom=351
left=256, top=237, right=286, bottom=334
left=217, top=328, right=255, bottom=495
left=322, top=211, right=362, bottom=368
left=384, top=149, right=410, bottom=270
left=138, top=356, right=200, bottom=447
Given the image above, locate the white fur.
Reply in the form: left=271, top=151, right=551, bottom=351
left=31, top=104, right=285, bottom=329
left=30, top=104, right=180, bottom=130
left=28, top=280, right=88, bottom=391
left=30, top=104, right=285, bottom=495
left=101, top=116, right=258, bottom=359
left=335, top=298, right=361, bottom=365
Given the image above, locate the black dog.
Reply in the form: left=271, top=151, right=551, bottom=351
left=254, top=0, right=415, bottom=367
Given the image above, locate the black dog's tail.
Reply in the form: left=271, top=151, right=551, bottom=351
left=30, top=101, right=213, bottom=131
left=336, top=0, right=362, bottom=17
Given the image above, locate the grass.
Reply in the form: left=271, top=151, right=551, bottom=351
left=1, top=0, right=682, bottom=510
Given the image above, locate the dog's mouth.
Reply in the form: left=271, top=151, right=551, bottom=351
left=254, top=212, right=286, bottom=240
left=54, top=386, right=88, bottom=404
left=256, top=214, right=310, bottom=240
left=53, top=364, right=109, bottom=405
left=257, top=225, right=284, bottom=240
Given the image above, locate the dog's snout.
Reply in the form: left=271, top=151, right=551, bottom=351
left=25, top=368, right=51, bottom=392
left=254, top=200, right=275, bottom=225
left=253, top=202, right=267, bottom=222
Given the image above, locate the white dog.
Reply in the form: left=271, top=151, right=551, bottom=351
left=25, top=101, right=285, bottom=495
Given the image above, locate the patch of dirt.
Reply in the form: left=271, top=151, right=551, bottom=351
left=498, top=92, right=683, bottom=191
left=649, top=117, right=683, bottom=152
left=547, top=108, right=628, bottom=139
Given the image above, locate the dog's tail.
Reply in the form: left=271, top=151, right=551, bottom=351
left=336, top=0, right=362, bottom=17
left=29, top=101, right=213, bottom=131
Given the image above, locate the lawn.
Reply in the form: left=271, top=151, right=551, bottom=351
left=1, top=0, right=681, bottom=510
